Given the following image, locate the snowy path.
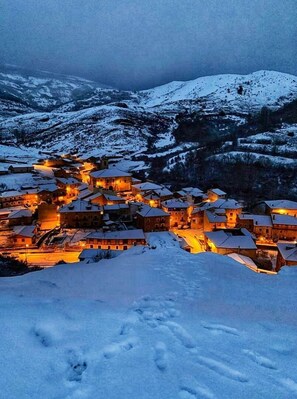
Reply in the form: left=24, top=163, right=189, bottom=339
left=0, top=233, right=297, bottom=398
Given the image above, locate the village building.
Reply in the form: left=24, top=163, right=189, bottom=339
left=57, top=177, right=81, bottom=198
left=132, top=182, right=163, bottom=201
left=90, top=167, right=132, bottom=192
left=237, top=214, right=273, bottom=239
left=37, top=203, right=59, bottom=230
left=142, top=187, right=173, bottom=207
left=271, top=214, right=297, bottom=241
left=190, top=208, right=204, bottom=229
left=276, top=242, right=297, bottom=271
left=207, top=188, right=227, bottom=202
left=162, top=199, right=192, bottom=228
left=103, top=204, right=130, bottom=221
left=204, top=228, right=257, bottom=259
left=85, top=229, right=146, bottom=250
left=181, top=187, right=205, bottom=204
left=136, top=205, right=170, bottom=232
left=76, top=188, right=93, bottom=200
left=12, top=225, right=37, bottom=247
left=204, top=209, right=227, bottom=231
left=86, top=191, right=126, bottom=206
left=263, top=200, right=297, bottom=217
left=8, top=164, right=34, bottom=174
left=58, top=199, right=103, bottom=228
left=37, top=183, right=63, bottom=204
left=201, top=198, right=243, bottom=228
left=8, top=209, right=33, bottom=226
left=0, top=190, right=27, bottom=208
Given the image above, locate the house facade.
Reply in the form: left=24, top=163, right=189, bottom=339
left=136, top=205, right=170, bottom=232
left=85, top=229, right=146, bottom=250
left=90, top=168, right=132, bottom=192
left=59, top=199, right=103, bottom=228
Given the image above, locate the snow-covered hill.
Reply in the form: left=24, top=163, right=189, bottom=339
left=0, top=66, right=297, bottom=176
left=140, top=70, right=297, bottom=112
left=0, top=64, right=114, bottom=114
left=0, top=233, right=297, bottom=399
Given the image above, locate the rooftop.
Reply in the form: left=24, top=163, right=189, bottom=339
left=13, top=225, right=36, bottom=238
left=59, top=199, right=102, bottom=213
left=90, top=167, right=131, bottom=178
left=137, top=205, right=170, bottom=218
left=277, top=242, right=297, bottom=262
left=205, top=229, right=257, bottom=250
left=8, top=209, right=32, bottom=219
left=162, top=199, right=190, bottom=209
left=208, top=188, right=226, bottom=196
left=132, top=182, right=163, bottom=191
left=87, top=229, right=145, bottom=240
left=238, top=214, right=273, bottom=227
left=272, top=214, right=297, bottom=226
left=265, top=200, right=297, bottom=210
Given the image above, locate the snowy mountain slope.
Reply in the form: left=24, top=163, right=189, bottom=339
left=0, top=104, right=174, bottom=156
left=0, top=67, right=297, bottom=170
left=140, top=70, right=297, bottom=112
left=0, top=233, right=297, bottom=399
left=0, top=64, right=113, bottom=113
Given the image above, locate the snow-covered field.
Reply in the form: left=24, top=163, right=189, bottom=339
left=0, top=232, right=296, bottom=399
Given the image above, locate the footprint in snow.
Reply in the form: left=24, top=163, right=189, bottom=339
left=179, top=384, right=215, bottom=399
left=66, top=349, right=88, bottom=382
left=197, top=355, right=248, bottom=383
left=102, top=337, right=138, bottom=359
left=201, top=322, right=239, bottom=336
left=162, top=321, right=196, bottom=349
left=243, top=349, right=277, bottom=370
left=154, top=342, right=167, bottom=371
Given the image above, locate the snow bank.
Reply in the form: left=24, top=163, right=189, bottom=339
left=0, top=232, right=296, bottom=398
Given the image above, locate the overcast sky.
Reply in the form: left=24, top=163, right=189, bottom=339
left=0, top=0, right=296, bottom=89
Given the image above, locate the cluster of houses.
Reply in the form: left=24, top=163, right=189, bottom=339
left=0, top=152, right=296, bottom=272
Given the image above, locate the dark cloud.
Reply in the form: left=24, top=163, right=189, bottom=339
left=0, top=0, right=296, bottom=89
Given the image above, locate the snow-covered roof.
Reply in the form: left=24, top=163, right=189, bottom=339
left=137, top=205, right=170, bottom=218
left=205, top=229, right=257, bottom=250
left=13, top=225, right=35, bottom=238
left=132, top=182, right=163, bottom=191
left=277, top=242, right=297, bottom=263
left=90, top=167, right=131, bottom=178
left=265, top=200, right=297, bottom=210
left=104, top=193, right=124, bottom=201
left=77, top=189, right=93, bottom=200
left=59, top=199, right=102, bottom=213
left=144, top=193, right=160, bottom=200
left=205, top=210, right=227, bottom=223
left=37, top=183, right=59, bottom=193
left=272, top=214, right=297, bottom=226
left=162, top=199, right=190, bottom=209
left=152, top=187, right=173, bottom=197
left=57, top=177, right=80, bottom=185
left=183, top=187, right=204, bottom=196
left=103, top=204, right=129, bottom=211
left=8, top=209, right=32, bottom=219
left=0, top=190, right=23, bottom=198
left=208, top=188, right=226, bottom=196
left=238, top=214, right=272, bottom=227
left=227, top=253, right=258, bottom=269
left=200, top=198, right=242, bottom=211
left=87, top=229, right=145, bottom=240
